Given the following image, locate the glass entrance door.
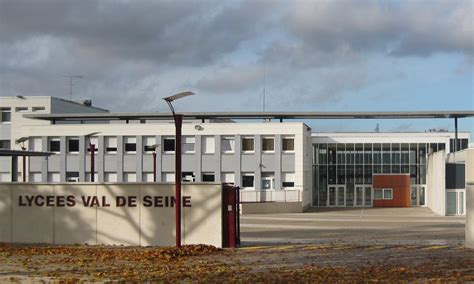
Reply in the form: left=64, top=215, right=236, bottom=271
left=411, top=186, right=426, bottom=207
left=328, top=185, right=345, bottom=207
left=355, top=185, right=372, bottom=207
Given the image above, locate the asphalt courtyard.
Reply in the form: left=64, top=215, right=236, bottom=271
left=240, top=207, right=466, bottom=246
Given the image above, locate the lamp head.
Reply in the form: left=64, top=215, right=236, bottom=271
left=163, top=91, right=195, bottom=102
left=15, top=137, right=29, bottom=144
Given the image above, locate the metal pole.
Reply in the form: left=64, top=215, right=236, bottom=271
left=153, top=151, right=157, bottom=182
left=175, top=114, right=183, bottom=247
left=22, top=155, right=26, bottom=182
left=454, top=117, right=458, bottom=152
left=90, top=143, right=95, bottom=182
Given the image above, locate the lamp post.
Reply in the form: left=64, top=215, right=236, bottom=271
left=15, top=136, right=29, bottom=182
left=85, top=132, right=100, bottom=182
left=150, top=144, right=160, bottom=182
left=163, top=91, right=195, bottom=247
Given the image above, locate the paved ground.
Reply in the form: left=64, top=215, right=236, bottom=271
left=240, top=207, right=466, bottom=246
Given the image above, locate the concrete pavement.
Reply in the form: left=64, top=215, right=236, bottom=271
left=240, top=207, right=465, bottom=246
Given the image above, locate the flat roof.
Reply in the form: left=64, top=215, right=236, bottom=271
left=24, top=110, right=474, bottom=122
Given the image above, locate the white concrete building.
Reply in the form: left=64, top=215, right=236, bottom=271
left=0, top=96, right=472, bottom=215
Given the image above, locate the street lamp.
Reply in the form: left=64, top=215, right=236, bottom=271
left=163, top=91, right=195, bottom=247
left=15, top=136, right=29, bottom=182
left=150, top=144, right=160, bottom=182
left=85, top=132, right=100, bottom=182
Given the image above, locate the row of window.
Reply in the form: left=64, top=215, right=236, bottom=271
left=43, top=136, right=295, bottom=154
left=0, top=106, right=46, bottom=123
left=35, top=171, right=296, bottom=189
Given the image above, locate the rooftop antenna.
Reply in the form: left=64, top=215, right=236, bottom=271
left=375, top=123, right=380, bottom=133
left=263, top=64, right=266, bottom=112
left=65, top=75, right=84, bottom=101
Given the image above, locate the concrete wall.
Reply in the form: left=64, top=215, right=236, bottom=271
left=466, top=183, right=474, bottom=248
left=0, top=182, right=223, bottom=247
left=426, top=151, right=446, bottom=215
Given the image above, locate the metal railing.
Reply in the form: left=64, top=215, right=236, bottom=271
left=239, top=189, right=302, bottom=203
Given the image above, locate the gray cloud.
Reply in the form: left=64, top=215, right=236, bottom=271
left=0, top=0, right=472, bottom=113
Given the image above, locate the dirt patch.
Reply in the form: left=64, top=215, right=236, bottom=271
left=0, top=243, right=473, bottom=282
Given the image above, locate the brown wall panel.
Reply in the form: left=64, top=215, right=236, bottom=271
left=373, top=174, right=410, bottom=207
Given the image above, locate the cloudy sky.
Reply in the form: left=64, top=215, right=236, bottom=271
left=0, top=0, right=473, bottom=134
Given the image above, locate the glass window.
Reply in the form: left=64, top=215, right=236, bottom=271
left=222, top=172, right=235, bottom=184
left=0, top=140, right=11, bottom=149
left=355, top=144, right=363, bottom=164
left=221, top=136, right=235, bottom=153
left=328, top=144, right=337, bottom=164
left=374, top=189, right=383, bottom=199
left=418, top=143, right=426, bottom=164
left=438, top=143, right=445, bottom=152
left=364, top=144, right=372, bottom=164
left=364, top=165, right=372, bottom=184
left=262, top=137, right=275, bottom=152
left=261, top=172, right=275, bottom=190
left=242, top=174, right=254, bottom=188
left=409, top=144, right=417, bottom=164
left=48, top=172, right=60, bottom=182
left=104, top=172, right=117, bottom=182
left=282, top=172, right=295, bottom=188
left=143, top=136, right=156, bottom=153
left=49, top=137, right=60, bottom=153
left=163, top=137, right=175, bottom=153
left=391, top=143, right=400, bottom=164
left=346, top=143, right=355, bottom=164
left=182, top=172, right=195, bottom=182
left=410, top=166, right=417, bottom=184
left=337, top=165, right=345, bottom=184
left=318, top=166, right=328, bottom=206
left=328, top=165, right=336, bottom=184
left=202, top=173, right=215, bottom=182
left=1, top=108, right=11, bottom=123
left=105, top=137, right=117, bottom=153
left=124, top=137, right=137, bottom=153
left=318, top=144, right=327, bottom=164
left=429, top=143, right=438, bottom=154
left=242, top=137, right=255, bottom=152
left=66, top=172, right=79, bottom=182
left=162, top=172, right=175, bottom=182
left=86, top=137, right=99, bottom=153
left=15, top=107, right=28, bottom=112
left=401, top=143, right=409, bottom=164
left=202, top=136, right=215, bottom=154
left=355, top=165, right=363, bottom=184
left=182, top=136, right=195, bottom=153
left=32, top=106, right=45, bottom=112
left=383, top=189, right=393, bottom=199
left=67, top=137, right=79, bottom=153
left=282, top=137, right=295, bottom=152
left=382, top=143, right=391, bottom=164
left=373, top=143, right=381, bottom=164
left=124, top=172, right=137, bottom=182
left=337, top=144, right=345, bottom=164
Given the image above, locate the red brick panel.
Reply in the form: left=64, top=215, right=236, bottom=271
left=373, top=174, right=410, bottom=207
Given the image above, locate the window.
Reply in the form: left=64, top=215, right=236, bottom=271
left=32, top=106, right=46, bottom=112
left=105, top=137, right=117, bottom=153
left=282, top=137, right=295, bottom=152
left=222, top=172, right=235, bottom=184
left=143, top=172, right=154, bottom=182
left=86, top=137, right=99, bottom=152
left=104, top=172, right=117, bottom=182
left=0, top=140, right=10, bottom=149
left=1, top=108, right=11, bottom=123
left=374, top=188, right=393, bottom=200
left=182, top=172, right=195, bottom=182
left=162, top=172, right=175, bottom=182
left=242, top=173, right=254, bottom=188
left=261, top=172, right=275, bottom=190
left=66, top=172, right=79, bottom=182
left=221, top=136, right=235, bottom=153
left=143, top=136, right=157, bottom=153
left=29, top=137, right=42, bottom=151
left=282, top=172, right=295, bottom=188
left=202, top=136, right=215, bottom=154
left=163, top=137, right=175, bottom=153
left=15, top=107, right=28, bottom=112
left=124, top=172, right=137, bottom=182
left=49, top=137, right=60, bottom=153
left=262, top=137, right=275, bottom=152
left=29, top=172, right=42, bottom=182
left=242, top=137, right=254, bottom=152
left=202, top=173, right=215, bottom=182
left=182, top=136, right=195, bottom=153
left=124, top=137, right=137, bottom=153
left=47, top=172, right=60, bottom=182
left=86, top=173, right=98, bottom=182
left=67, top=137, right=79, bottom=153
